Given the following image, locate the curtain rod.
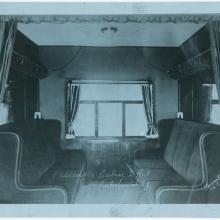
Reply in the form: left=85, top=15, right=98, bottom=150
left=68, top=80, right=151, bottom=84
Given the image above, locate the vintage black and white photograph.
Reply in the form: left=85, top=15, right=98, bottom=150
left=1, top=1, right=220, bottom=217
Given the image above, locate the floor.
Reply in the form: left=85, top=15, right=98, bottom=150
left=84, top=164, right=136, bottom=184
left=73, top=164, right=150, bottom=204
left=74, top=183, right=149, bottom=203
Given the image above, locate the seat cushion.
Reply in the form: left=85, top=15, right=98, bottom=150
left=133, top=159, right=170, bottom=186
left=37, top=158, right=86, bottom=203
left=133, top=159, right=186, bottom=193
left=134, top=159, right=170, bottom=169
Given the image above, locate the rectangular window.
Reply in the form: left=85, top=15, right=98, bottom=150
left=66, top=83, right=150, bottom=138
left=98, top=103, right=122, bottom=137
left=72, top=103, right=95, bottom=136
left=80, top=84, right=143, bottom=101
left=125, top=104, right=146, bottom=136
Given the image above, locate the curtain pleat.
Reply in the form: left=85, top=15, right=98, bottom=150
left=0, top=15, right=219, bottom=24
left=0, top=20, right=17, bottom=103
left=209, top=21, right=220, bottom=103
left=66, top=82, right=80, bottom=136
left=142, top=84, right=158, bottom=138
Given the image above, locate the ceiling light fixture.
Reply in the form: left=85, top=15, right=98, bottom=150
left=101, top=26, right=118, bottom=34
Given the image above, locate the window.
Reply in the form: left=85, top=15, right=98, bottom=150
left=0, top=103, right=9, bottom=125
left=71, top=104, right=95, bottom=136
left=125, top=104, right=146, bottom=136
left=68, top=83, right=149, bottom=138
left=98, top=103, right=122, bottom=137
left=210, top=84, right=220, bottom=124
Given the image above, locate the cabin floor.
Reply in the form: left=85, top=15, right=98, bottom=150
left=71, top=165, right=150, bottom=204
left=75, top=183, right=149, bottom=204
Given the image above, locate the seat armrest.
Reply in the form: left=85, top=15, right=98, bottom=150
left=156, top=185, right=207, bottom=204
left=16, top=185, right=68, bottom=204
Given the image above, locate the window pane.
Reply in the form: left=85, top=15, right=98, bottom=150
left=80, top=84, right=142, bottom=101
left=72, top=104, right=95, bottom=136
left=0, top=103, right=8, bottom=125
left=212, top=84, right=219, bottom=100
left=210, top=104, right=220, bottom=125
left=125, top=104, right=146, bottom=136
left=98, top=103, right=122, bottom=136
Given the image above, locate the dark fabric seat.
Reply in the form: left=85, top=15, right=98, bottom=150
left=134, top=159, right=170, bottom=169
left=37, top=151, right=86, bottom=202
left=133, top=158, right=186, bottom=202
left=0, top=132, right=67, bottom=204
left=0, top=119, right=86, bottom=203
left=133, top=119, right=220, bottom=203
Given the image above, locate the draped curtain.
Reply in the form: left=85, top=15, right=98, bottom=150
left=193, top=81, right=212, bottom=123
left=0, top=20, right=17, bottom=103
left=142, top=83, right=158, bottom=138
left=66, top=82, right=80, bottom=136
left=1, top=15, right=220, bottom=24
left=209, top=21, right=220, bottom=103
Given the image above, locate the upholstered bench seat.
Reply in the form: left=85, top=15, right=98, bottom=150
left=0, top=119, right=86, bottom=204
left=0, top=132, right=67, bottom=204
left=37, top=159, right=85, bottom=203
left=133, top=119, right=220, bottom=203
left=133, top=159, right=186, bottom=194
left=37, top=150, right=86, bottom=202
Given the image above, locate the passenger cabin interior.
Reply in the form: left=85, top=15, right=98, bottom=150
left=1, top=6, right=220, bottom=204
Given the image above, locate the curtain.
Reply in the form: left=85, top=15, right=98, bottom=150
left=0, top=15, right=219, bottom=24
left=193, top=80, right=212, bottom=123
left=142, top=83, right=158, bottom=138
left=0, top=20, right=17, bottom=103
left=66, top=82, right=80, bottom=136
left=0, top=14, right=220, bottom=24
left=209, top=21, right=220, bottom=103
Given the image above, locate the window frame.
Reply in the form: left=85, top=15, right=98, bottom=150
left=65, top=80, right=152, bottom=140
left=77, top=100, right=145, bottom=139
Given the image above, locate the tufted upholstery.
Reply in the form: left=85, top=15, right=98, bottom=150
left=133, top=119, right=220, bottom=203
left=164, top=120, right=211, bottom=185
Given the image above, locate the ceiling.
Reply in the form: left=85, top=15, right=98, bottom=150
left=2, top=2, right=220, bottom=15
left=18, top=22, right=205, bottom=47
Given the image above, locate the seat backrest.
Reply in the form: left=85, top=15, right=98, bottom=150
left=0, top=132, right=19, bottom=202
left=0, top=119, right=61, bottom=185
left=164, top=119, right=220, bottom=185
left=158, top=119, right=175, bottom=153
